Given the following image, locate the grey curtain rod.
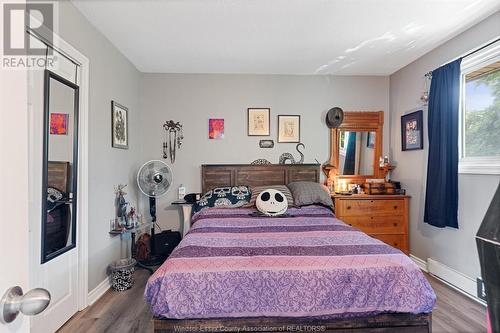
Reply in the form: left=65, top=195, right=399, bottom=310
left=463, top=36, right=500, bottom=60
left=426, top=36, right=500, bottom=78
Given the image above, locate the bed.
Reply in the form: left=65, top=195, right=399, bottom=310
left=146, top=164, right=435, bottom=332
left=45, top=161, right=72, bottom=255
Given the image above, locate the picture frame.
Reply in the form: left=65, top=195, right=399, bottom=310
left=259, top=139, right=274, bottom=148
left=401, top=110, right=423, bottom=151
left=111, top=101, right=129, bottom=149
left=50, top=113, right=68, bottom=135
left=278, top=115, right=300, bottom=143
left=247, top=108, right=270, bottom=136
left=209, top=118, right=224, bottom=139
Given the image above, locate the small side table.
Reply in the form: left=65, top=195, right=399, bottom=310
left=109, top=221, right=154, bottom=274
left=172, top=201, right=193, bottom=236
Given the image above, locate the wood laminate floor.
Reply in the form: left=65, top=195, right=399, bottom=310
left=58, top=269, right=487, bottom=333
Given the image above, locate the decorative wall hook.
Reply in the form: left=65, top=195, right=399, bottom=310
left=421, top=72, right=432, bottom=105
left=163, top=120, right=183, bottom=163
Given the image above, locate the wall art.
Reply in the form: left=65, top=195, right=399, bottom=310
left=209, top=118, right=224, bottom=139
left=111, top=101, right=128, bottom=149
left=401, top=110, right=423, bottom=151
left=278, top=115, right=300, bottom=143
left=50, top=113, right=68, bottom=135
left=248, top=108, right=270, bottom=136
left=259, top=139, right=274, bottom=148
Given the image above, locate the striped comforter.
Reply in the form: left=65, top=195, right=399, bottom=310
left=145, top=206, right=436, bottom=319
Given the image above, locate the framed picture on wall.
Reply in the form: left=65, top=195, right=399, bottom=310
left=111, top=101, right=129, bottom=149
left=50, top=113, right=69, bottom=135
left=209, top=118, right=224, bottom=139
left=278, top=115, right=300, bottom=143
left=247, top=108, right=270, bottom=136
left=401, top=110, right=423, bottom=151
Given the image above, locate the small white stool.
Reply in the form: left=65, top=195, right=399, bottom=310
left=172, top=201, right=193, bottom=236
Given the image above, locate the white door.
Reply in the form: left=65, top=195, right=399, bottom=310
left=27, top=31, right=88, bottom=333
left=0, top=64, right=32, bottom=333
left=0, top=8, right=87, bottom=333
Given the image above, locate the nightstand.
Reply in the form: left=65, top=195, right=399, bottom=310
left=172, top=201, right=193, bottom=236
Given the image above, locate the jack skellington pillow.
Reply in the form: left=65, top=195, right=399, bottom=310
left=256, top=188, right=288, bottom=216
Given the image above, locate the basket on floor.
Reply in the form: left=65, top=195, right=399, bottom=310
left=109, top=258, right=136, bottom=291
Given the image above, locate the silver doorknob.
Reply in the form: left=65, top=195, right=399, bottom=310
left=0, top=286, right=50, bottom=324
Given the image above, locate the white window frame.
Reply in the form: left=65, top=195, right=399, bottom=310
left=459, top=40, right=500, bottom=175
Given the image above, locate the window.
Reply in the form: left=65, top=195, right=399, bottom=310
left=459, top=41, right=500, bottom=174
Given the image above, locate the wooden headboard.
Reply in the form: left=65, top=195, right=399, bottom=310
left=48, top=161, right=71, bottom=193
left=201, top=164, right=320, bottom=193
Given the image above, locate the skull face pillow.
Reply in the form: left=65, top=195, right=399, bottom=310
left=256, top=189, right=288, bottom=216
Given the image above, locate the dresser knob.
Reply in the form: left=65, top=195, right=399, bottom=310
left=347, top=206, right=351, bottom=210
left=393, top=223, right=397, bottom=227
left=394, top=206, right=398, bottom=209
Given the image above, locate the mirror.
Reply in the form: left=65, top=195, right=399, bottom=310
left=338, top=131, right=376, bottom=175
left=324, top=111, right=384, bottom=182
left=41, top=70, right=79, bottom=263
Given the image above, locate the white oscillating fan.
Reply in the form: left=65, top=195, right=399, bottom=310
left=137, top=160, right=173, bottom=200
left=136, top=160, right=173, bottom=265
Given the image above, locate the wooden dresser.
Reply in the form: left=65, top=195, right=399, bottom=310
left=333, top=194, right=410, bottom=254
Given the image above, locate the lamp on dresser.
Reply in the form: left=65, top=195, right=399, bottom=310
left=323, top=111, right=410, bottom=254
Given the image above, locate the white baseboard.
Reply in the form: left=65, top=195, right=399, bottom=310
left=410, top=254, right=486, bottom=306
left=409, top=254, right=428, bottom=272
left=426, top=258, right=482, bottom=302
left=87, top=277, right=111, bottom=306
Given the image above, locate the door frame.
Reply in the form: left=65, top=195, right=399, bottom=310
left=27, top=22, right=90, bottom=312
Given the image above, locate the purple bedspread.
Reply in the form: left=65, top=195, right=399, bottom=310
left=145, top=206, right=436, bottom=319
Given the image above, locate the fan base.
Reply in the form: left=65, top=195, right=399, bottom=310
left=137, top=254, right=165, bottom=267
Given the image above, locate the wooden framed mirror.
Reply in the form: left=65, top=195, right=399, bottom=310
left=323, top=111, right=384, bottom=184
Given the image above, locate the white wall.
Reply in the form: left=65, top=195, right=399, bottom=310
left=56, top=1, right=142, bottom=291
left=140, top=74, right=389, bottom=231
left=389, top=11, right=500, bottom=280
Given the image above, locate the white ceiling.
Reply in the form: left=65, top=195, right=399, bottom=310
left=71, top=0, right=500, bottom=75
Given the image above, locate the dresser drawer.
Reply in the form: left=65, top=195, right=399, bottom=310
left=337, top=199, right=404, bottom=216
left=343, top=215, right=405, bottom=234
left=370, top=234, right=408, bottom=253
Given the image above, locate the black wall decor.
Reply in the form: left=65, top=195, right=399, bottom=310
left=259, top=140, right=274, bottom=148
left=163, top=120, right=183, bottom=163
left=401, top=110, right=424, bottom=151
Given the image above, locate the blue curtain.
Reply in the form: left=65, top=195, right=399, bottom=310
left=343, top=132, right=357, bottom=175
left=424, top=59, right=462, bottom=228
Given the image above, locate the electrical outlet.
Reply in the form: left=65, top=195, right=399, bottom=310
left=477, top=277, right=487, bottom=301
